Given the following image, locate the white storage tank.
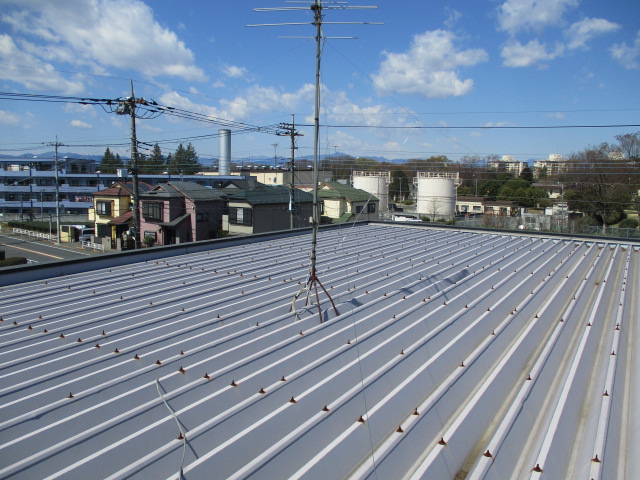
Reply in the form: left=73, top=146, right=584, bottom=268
left=352, top=171, right=391, bottom=212
left=415, top=172, right=460, bottom=219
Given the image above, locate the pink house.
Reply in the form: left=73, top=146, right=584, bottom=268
left=139, top=181, right=224, bottom=245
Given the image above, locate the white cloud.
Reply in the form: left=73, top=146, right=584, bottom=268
left=372, top=30, right=488, bottom=99
left=546, top=112, right=566, bottom=119
left=0, top=110, right=20, bottom=126
left=222, top=64, right=249, bottom=79
left=501, top=39, right=564, bottom=67
left=611, top=31, right=640, bottom=70
left=444, top=8, right=462, bottom=29
left=566, top=18, right=620, bottom=50
left=0, top=0, right=206, bottom=85
left=0, top=34, right=85, bottom=94
left=498, top=0, right=579, bottom=34
left=70, top=119, right=92, bottom=129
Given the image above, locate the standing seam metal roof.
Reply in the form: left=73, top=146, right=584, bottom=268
left=0, top=224, right=638, bottom=480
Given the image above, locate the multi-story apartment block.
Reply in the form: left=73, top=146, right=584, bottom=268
left=487, top=155, right=528, bottom=176
left=533, top=154, right=565, bottom=179
left=0, top=156, right=245, bottom=221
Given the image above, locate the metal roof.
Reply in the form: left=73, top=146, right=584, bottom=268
left=319, top=182, right=378, bottom=202
left=0, top=224, right=638, bottom=480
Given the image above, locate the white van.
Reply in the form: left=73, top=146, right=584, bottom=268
left=79, top=227, right=94, bottom=242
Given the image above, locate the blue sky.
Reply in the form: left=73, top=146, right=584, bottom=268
left=0, top=0, right=639, bottom=164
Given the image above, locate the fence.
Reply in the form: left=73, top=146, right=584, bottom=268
left=12, top=228, right=59, bottom=242
left=81, top=240, right=105, bottom=252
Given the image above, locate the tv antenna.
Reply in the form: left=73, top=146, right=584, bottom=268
left=249, top=1, right=381, bottom=322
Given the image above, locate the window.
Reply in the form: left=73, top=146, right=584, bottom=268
left=95, top=201, right=112, bottom=216
left=142, top=202, right=162, bottom=220
left=355, top=205, right=363, bottom=214
left=143, top=231, right=157, bottom=241
left=196, top=212, right=208, bottom=222
left=367, top=203, right=376, bottom=213
left=229, top=207, right=252, bottom=226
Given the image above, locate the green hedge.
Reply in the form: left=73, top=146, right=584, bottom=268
left=0, top=257, right=28, bottom=268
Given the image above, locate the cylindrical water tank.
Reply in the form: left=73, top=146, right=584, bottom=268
left=352, top=171, right=390, bottom=213
left=218, top=129, right=231, bottom=175
left=416, top=172, right=458, bottom=218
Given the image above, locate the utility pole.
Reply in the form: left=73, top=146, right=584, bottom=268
left=277, top=115, right=303, bottom=229
left=116, top=81, right=142, bottom=249
left=272, top=143, right=278, bottom=168
left=45, top=137, right=63, bottom=244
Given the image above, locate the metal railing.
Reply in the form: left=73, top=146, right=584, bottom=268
left=81, top=240, right=105, bottom=252
left=12, top=228, right=58, bottom=242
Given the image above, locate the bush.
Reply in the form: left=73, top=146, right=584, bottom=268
left=0, top=257, right=28, bottom=268
left=419, top=216, right=430, bottom=222
left=618, top=218, right=639, bottom=229
left=401, top=199, right=413, bottom=205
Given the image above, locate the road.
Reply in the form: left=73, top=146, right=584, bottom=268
left=0, top=233, right=99, bottom=264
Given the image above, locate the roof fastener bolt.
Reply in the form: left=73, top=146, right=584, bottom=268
left=592, top=455, right=601, bottom=463
left=155, top=359, right=161, bottom=365
left=114, top=348, right=120, bottom=354
left=323, top=405, right=330, bottom=411
left=459, top=362, right=465, bottom=367
left=358, top=416, right=366, bottom=423
left=102, top=330, right=107, bottom=336
left=180, top=350, right=185, bottom=355
left=438, top=438, right=447, bottom=445
left=280, top=376, right=286, bottom=381
left=59, top=333, right=65, bottom=339
left=77, top=338, right=83, bottom=342
left=603, top=390, right=609, bottom=396
left=532, top=464, right=543, bottom=473
left=527, top=375, right=532, bottom=381
left=611, top=351, right=616, bottom=355
left=259, top=388, right=266, bottom=394
left=396, top=426, right=404, bottom=433
left=27, top=325, right=33, bottom=330
left=13, top=321, right=19, bottom=325
left=95, top=343, right=101, bottom=349
left=177, top=433, right=184, bottom=440
left=134, top=354, right=140, bottom=360
left=68, top=392, right=74, bottom=399
left=347, top=340, right=351, bottom=345
left=179, top=366, right=186, bottom=374
left=299, top=330, right=304, bottom=336
left=203, top=373, right=211, bottom=380
left=289, top=396, right=297, bottom=403
left=230, top=380, right=238, bottom=387
left=483, top=450, right=493, bottom=458
left=412, top=408, right=419, bottom=415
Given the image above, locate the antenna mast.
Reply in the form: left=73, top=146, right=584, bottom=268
left=250, top=0, right=381, bottom=322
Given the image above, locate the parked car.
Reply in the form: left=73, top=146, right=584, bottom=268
left=79, top=227, right=94, bottom=242
left=388, top=203, right=403, bottom=212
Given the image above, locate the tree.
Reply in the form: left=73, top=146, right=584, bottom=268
left=615, top=132, right=640, bottom=163
left=388, top=169, right=410, bottom=202
left=98, top=147, right=123, bottom=174
left=497, top=178, right=548, bottom=207
left=166, top=142, right=201, bottom=175
left=139, top=143, right=165, bottom=174
left=561, top=143, right=634, bottom=231
left=519, top=165, right=534, bottom=183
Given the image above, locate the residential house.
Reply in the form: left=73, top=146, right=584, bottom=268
left=89, top=181, right=152, bottom=248
left=222, top=185, right=313, bottom=235
left=317, top=181, right=380, bottom=223
left=456, top=196, right=518, bottom=216
left=139, top=181, right=224, bottom=245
